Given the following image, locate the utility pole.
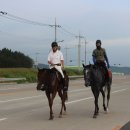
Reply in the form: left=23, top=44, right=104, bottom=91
left=50, top=18, right=61, bottom=42
left=84, top=39, right=88, bottom=65
left=54, top=18, right=57, bottom=42
left=76, top=32, right=84, bottom=70
left=64, top=47, right=69, bottom=66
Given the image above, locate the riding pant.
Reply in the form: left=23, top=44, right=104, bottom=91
left=50, top=65, right=64, bottom=78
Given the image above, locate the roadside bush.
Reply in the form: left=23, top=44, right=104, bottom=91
left=0, top=67, right=83, bottom=83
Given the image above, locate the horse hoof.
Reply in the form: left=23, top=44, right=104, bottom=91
left=63, top=111, right=67, bottom=115
left=59, top=115, right=62, bottom=118
left=106, top=108, right=109, bottom=113
left=104, top=107, right=107, bottom=111
left=93, top=115, right=97, bottom=118
left=49, top=118, right=53, bottom=120
left=49, top=116, right=54, bottom=120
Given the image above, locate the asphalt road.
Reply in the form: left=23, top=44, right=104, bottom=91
left=0, top=75, right=130, bottom=130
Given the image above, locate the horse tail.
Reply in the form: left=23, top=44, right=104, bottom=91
left=104, top=78, right=111, bottom=109
left=104, top=80, right=111, bottom=94
left=104, top=72, right=112, bottom=93
left=63, top=71, right=69, bottom=101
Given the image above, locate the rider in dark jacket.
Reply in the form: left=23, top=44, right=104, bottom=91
left=92, top=40, right=110, bottom=81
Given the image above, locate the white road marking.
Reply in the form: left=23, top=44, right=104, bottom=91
left=0, top=118, right=7, bottom=122
left=0, top=95, right=42, bottom=103
left=0, top=87, right=23, bottom=91
left=0, top=87, right=128, bottom=104
left=123, top=82, right=130, bottom=84
left=0, top=88, right=89, bottom=104
left=69, top=88, right=90, bottom=92
left=112, top=89, right=127, bottom=93
left=65, top=88, right=128, bottom=105
left=66, top=96, right=93, bottom=104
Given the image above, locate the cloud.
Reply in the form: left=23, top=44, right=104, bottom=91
left=104, top=37, right=130, bottom=47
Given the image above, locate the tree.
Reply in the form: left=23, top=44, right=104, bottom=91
left=0, top=48, right=34, bottom=68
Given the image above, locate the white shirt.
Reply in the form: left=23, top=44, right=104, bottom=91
left=48, top=50, right=64, bottom=64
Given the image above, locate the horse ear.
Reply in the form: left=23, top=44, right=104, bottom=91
left=82, top=63, right=85, bottom=68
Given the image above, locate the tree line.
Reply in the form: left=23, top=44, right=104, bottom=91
left=0, top=48, right=33, bottom=68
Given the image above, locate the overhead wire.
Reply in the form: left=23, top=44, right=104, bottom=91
left=0, top=11, right=85, bottom=40
left=0, top=12, right=53, bottom=27
left=60, top=27, right=77, bottom=37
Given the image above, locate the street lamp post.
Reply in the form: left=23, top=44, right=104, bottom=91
left=35, top=52, right=39, bottom=68
left=0, top=11, right=7, bottom=15
left=80, top=38, right=88, bottom=65
left=57, top=40, right=64, bottom=50
left=76, top=32, right=84, bottom=70
left=84, top=39, right=88, bottom=65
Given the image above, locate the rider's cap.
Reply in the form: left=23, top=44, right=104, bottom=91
left=51, top=42, right=58, bottom=48
left=96, top=40, right=102, bottom=45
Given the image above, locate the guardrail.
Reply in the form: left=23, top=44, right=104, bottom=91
left=69, top=75, right=83, bottom=79
left=0, top=78, right=26, bottom=83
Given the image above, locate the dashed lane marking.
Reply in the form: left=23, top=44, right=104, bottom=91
left=0, top=87, right=128, bottom=104
left=0, top=118, right=7, bottom=122
left=0, top=95, right=42, bottom=103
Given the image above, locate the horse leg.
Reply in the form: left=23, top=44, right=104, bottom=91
left=46, top=93, right=53, bottom=120
left=46, top=92, right=57, bottom=120
left=63, top=91, right=67, bottom=113
left=95, top=93, right=99, bottom=115
left=100, top=88, right=107, bottom=111
left=92, top=88, right=99, bottom=118
left=50, top=92, right=57, bottom=119
left=93, top=97, right=99, bottom=118
left=58, top=90, right=66, bottom=118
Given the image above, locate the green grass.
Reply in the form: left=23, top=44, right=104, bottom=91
left=65, top=66, right=83, bottom=76
left=0, top=66, right=83, bottom=83
left=0, top=68, right=37, bottom=83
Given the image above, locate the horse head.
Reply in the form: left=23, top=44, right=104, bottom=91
left=37, top=68, right=49, bottom=90
left=37, top=68, right=60, bottom=91
left=82, top=64, right=93, bottom=87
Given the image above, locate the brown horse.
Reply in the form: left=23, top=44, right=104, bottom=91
left=37, top=68, right=69, bottom=120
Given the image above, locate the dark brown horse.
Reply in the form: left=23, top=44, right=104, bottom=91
left=37, top=68, right=69, bottom=120
left=83, top=64, right=112, bottom=118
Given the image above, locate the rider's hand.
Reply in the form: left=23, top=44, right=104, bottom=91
left=107, top=63, right=110, bottom=69
left=50, top=64, right=54, bottom=67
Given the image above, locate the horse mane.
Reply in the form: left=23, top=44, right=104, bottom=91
left=83, top=64, right=96, bottom=70
left=38, top=68, right=50, bottom=71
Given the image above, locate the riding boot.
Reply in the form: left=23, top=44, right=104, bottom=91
left=62, top=78, right=68, bottom=92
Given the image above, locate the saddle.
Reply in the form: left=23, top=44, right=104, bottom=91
left=95, top=65, right=109, bottom=82
left=50, top=68, right=69, bottom=92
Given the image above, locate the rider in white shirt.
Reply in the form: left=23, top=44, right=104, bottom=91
left=47, top=42, right=67, bottom=91
left=48, top=42, right=64, bottom=78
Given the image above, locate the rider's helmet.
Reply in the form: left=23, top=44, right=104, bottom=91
left=51, top=42, right=58, bottom=48
left=96, top=40, right=102, bottom=45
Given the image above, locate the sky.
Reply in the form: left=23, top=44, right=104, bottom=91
left=0, top=0, right=130, bottom=67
